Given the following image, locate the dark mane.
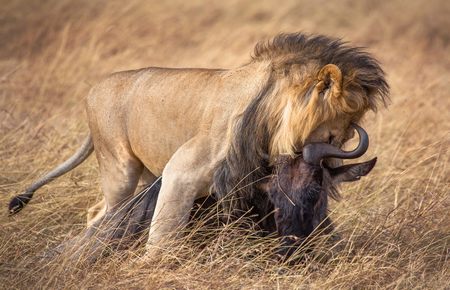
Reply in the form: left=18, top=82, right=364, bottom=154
left=253, top=33, right=390, bottom=110
left=212, top=73, right=275, bottom=221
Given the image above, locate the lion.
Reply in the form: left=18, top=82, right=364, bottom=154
left=9, top=33, right=389, bottom=249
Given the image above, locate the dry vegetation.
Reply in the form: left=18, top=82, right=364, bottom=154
left=1, top=0, right=449, bottom=289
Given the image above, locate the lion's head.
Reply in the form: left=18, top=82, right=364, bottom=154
left=253, top=33, right=389, bottom=158
left=213, top=33, right=389, bottom=218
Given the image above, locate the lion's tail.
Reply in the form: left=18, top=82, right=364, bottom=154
left=8, top=135, right=94, bottom=215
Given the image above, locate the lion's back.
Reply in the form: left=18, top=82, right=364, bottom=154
left=85, top=68, right=148, bottom=111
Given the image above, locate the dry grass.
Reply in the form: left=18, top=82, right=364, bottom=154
left=0, top=0, right=449, bottom=288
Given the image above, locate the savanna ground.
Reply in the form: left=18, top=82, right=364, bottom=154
left=0, top=0, right=449, bottom=289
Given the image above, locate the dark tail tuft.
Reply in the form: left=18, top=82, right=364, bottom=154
left=8, top=192, right=33, bottom=215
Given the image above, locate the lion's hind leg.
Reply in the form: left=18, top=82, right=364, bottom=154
left=86, top=168, right=157, bottom=227
left=92, top=140, right=144, bottom=218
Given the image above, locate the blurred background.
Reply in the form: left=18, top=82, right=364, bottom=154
left=0, top=0, right=449, bottom=288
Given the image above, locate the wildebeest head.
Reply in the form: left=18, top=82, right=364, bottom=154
left=259, top=124, right=376, bottom=254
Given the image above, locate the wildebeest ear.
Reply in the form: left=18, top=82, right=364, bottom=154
left=329, top=157, right=377, bottom=183
left=317, top=64, right=343, bottom=100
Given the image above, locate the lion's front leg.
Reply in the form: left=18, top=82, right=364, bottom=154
left=146, top=136, right=215, bottom=249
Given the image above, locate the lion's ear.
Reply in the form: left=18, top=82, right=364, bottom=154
left=316, top=64, right=343, bottom=100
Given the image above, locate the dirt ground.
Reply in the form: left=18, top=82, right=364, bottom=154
left=0, top=0, right=449, bottom=289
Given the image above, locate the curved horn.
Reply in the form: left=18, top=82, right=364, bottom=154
left=302, top=123, right=369, bottom=165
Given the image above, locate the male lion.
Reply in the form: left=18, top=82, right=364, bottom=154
left=9, top=33, right=389, bottom=248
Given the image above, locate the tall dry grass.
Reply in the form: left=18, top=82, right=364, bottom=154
left=0, top=0, right=449, bottom=288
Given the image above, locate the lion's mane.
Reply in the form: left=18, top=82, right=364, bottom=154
left=213, top=33, right=389, bottom=220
